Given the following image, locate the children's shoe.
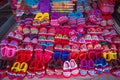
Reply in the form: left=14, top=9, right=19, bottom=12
left=94, top=58, right=103, bottom=74
left=62, top=51, right=70, bottom=62
left=35, top=61, right=45, bottom=78
left=8, top=32, right=15, bottom=39
left=70, top=51, right=79, bottom=60
left=79, top=59, right=87, bottom=76
left=70, top=59, right=79, bottom=76
left=63, top=61, right=71, bottom=78
left=27, top=60, right=36, bottom=79
left=55, top=60, right=63, bottom=76
left=46, top=59, right=55, bottom=75
left=110, top=59, right=120, bottom=77
left=43, top=46, right=53, bottom=63
left=88, top=59, right=95, bottom=76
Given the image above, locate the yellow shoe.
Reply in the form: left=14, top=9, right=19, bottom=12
left=41, top=13, right=50, bottom=25
left=110, top=51, right=117, bottom=60
left=11, top=62, right=20, bottom=72
left=103, top=52, right=111, bottom=61
left=20, top=62, right=28, bottom=73
left=34, top=12, right=43, bottom=21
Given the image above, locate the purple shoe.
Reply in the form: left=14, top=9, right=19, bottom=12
left=88, top=59, right=96, bottom=76
left=79, top=59, right=87, bottom=76
left=51, top=12, right=59, bottom=19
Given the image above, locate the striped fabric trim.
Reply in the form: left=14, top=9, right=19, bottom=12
left=113, top=18, right=120, bottom=35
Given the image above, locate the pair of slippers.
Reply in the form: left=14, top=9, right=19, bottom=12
left=103, top=51, right=117, bottom=61
left=68, top=10, right=83, bottom=19
left=94, top=58, right=110, bottom=74
left=63, top=59, right=79, bottom=78
left=27, top=60, right=45, bottom=79
left=77, top=0, right=91, bottom=13
left=102, top=44, right=117, bottom=51
left=112, top=36, right=120, bottom=44
left=8, top=62, right=28, bottom=79
left=101, top=16, right=114, bottom=27
left=88, top=8, right=102, bottom=25
left=53, top=51, right=70, bottom=62
left=16, top=45, right=33, bottom=62
left=1, top=39, right=18, bottom=58
left=110, top=59, right=120, bottom=77
left=34, top=12, right=49, bottom=26
left=80, top=59, right=95, bottom=76
left=87, top=27, right=102, bottom=35
left=8, top=31, right=23, bottom=41
left=0, top=59, right=10, bottom=78
left=98, top=0, right=115, bottom=14
left=50, top=12, right=68, bottom=26
left=46, top=59, right=63, bottom=76
left=34, top=45, right=53, bottom=64
left=84, top=34, right=100, bottom=44
left=23, top=37, right=38, bottom=45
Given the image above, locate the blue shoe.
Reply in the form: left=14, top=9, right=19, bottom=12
left=94, top=58, right=103, bottom=74
left=75, top=10, right=83, bottom=18
left=61, top=51, right=70, bottom=62
left=68, top=11, right=75, bottom=18
left=53, top=51, right=61, bottom=60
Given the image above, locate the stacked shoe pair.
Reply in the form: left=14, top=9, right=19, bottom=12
left=51, top=0, right=75, bottom=13
left=68, top=10, right=84, bottom=27
left=98, top=0, right=115, bottom=15
left=77, top=0, right=91, bottom=14
left=34, top=12, right=50, bottom=26
left=38, top=0, right=51, bottom=13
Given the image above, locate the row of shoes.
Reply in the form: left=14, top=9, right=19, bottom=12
left=3, top=58, right=120, bottom=79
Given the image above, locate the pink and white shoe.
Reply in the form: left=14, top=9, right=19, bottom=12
left=63, top=61, right=71, bottom=78
left=70, top=59, right=79, bottom=76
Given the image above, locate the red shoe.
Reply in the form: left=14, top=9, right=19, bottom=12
left=27, top=60, right=36, bottom=79
left=34, top=44, right=43, bottom=61
left=46, top=59, right=55, bottom=75
left=43, top=46, right=53, bottom=63
left=55, top=60, right=63, bottom=76
left=35, top=61, right=45, bottom=78
left=70, top=51, right=79, bottom=60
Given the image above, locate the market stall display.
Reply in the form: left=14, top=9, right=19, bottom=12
left=0, top=0, right=120, bottom=79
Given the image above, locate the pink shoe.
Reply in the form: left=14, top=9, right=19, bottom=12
left=8, top=31, right=15, bottom=39
left=70, top=59, right=79, bottom=76
left=63, top=61, right=71, bottom=78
